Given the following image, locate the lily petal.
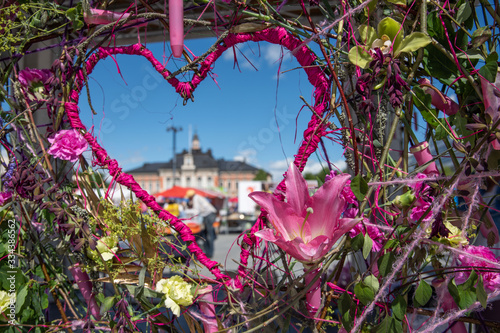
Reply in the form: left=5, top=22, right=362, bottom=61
left=285, top=163, right=310, bottom=215
left=308, top=174, right=350, bottom=237
left=254, top=228, right=279, bottom=242
left=249, top=191, right=303, bottom=240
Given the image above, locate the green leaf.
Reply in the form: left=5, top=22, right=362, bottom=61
left=359, top=25, right=377, bottom=46
left=395, top=32, right=431, bottom=56
left=385, top=0, right=406, bottom=5
left=348, top=46, right=373, bottom=69
left=16, top=285, right=28, bottom=313
left=351, top=174, right=368, bottom=201
left=350, top=233, right=364, bottom=252
left=456, top=49, right=485, bottom=60
left=412, top=87, right=439, bottom=128
left=338, top=292, right=353, bottom=330
left=392, top=295, right=407, bottom=321
left=364, top=274, right=380, bottom=294
left=456, top=2, right=472, bottom=23
left=338, top=291, right=352, bottom=316
left=448, top=278, right=477, bottom=309
left=363, top=233, right=373, bottom=259
left=463, top=270, right=478, bottom=290
left=477, top=275, right=488, bottom=309
left=375, top=315, right=403, bottom=333
left=423, top=46, right=460, bottom=85
left=377, top=17, right=404, bottom=52
left=471, top=26, right=492, bottom=49
left=364, top=0, right=377, bottom=16
left=413, top=280, right=432, bottom=307
left=479, top=58, right=499, bottom=83
left=434, top=118, right=449, bottom=140
left=100, top=296, right=116, bottom=315
left=427, top=12, right=445, bottom=41
left=354, top=281, right=375, bottom=305
left=378, top=252, right=396, bottom=277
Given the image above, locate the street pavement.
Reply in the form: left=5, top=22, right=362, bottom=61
left=193, top=232, right=244, bottom=279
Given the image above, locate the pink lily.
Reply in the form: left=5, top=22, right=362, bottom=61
left=249, top=163, right=358, bottom=264
left=249, top=163, right=358, bottom=316
left=419, top=78, right=459, bottom=116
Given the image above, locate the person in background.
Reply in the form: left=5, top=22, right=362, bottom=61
left=165, top=199, right=180, bottom=217
left=185, top=190, right=217, bottom=257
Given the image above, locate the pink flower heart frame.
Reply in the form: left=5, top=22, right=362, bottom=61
left=65, top=27, right=330, bottom=286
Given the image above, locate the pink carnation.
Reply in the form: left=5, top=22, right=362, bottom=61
left=47, top=129, right=88, bottom=163
left=410, top=196, right=433, bottom=222
left=455, top=245, right=500, bottom=292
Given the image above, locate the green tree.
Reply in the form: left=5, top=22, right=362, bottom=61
left=253, top=169, right=269, bottom=181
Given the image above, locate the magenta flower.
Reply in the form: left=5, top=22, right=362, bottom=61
left=349, top=221, right=385, bottom=252
left=0, top=192, right=12, bottom=206
left=455, top=245, right=500, bottom=292
left=47, top=129, right=88, bottom=163
left=18, top=68, right=52, bottom=101
left=419, top=78, right=459, bottom=116
left=18, top=68, right=52, bottom=88
left=249, top=163, right=358, bottom=263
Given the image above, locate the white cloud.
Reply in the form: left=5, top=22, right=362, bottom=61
left=268, top=159, right=290, bottom=181
left=263, top=44, right=293, bottom=66
left=264, top=44, right=283, bottom=65
left=234, top=148, right=259, bottom=166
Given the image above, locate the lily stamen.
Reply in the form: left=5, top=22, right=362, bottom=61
left=300, top=207, right=314, bottom=239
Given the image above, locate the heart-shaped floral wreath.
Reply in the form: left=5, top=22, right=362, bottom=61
left=65, top=27, right=330, bottom=286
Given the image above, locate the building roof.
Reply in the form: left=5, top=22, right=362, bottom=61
left=127, top=162, right=170, bottom=174
left=218, top=160, right=260, bottom=172
left=126, top=148, right=260, bottom=174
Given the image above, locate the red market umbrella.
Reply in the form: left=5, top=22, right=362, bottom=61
left=154, top=186, right=224, bottom=199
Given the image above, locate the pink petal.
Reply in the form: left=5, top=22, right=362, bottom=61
left=249, top=192, right=303, bottom=241
left=254, top=228, right=279, bottom=242
left=333, top=218, right=363, bottom=243
left=492, top=139, right=500, bottom=150
left=285, top=163, right=310, bottom=215
left=308, top=174, right=350, bottom=237
left=297, top=235, right=330, bottom=258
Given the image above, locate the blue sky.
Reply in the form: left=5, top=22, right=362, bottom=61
left=78, top=37, right=347, bottom=181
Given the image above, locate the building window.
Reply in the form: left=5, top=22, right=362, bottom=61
left=156, top=181, right=160, bottom=192
left=208, top=176, right=212, bottom=186
left=198, top=177, right=202, bottom=187
left=186, top=177, right=191, bottom=187
left=227, top=180, right=231, bottom=189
